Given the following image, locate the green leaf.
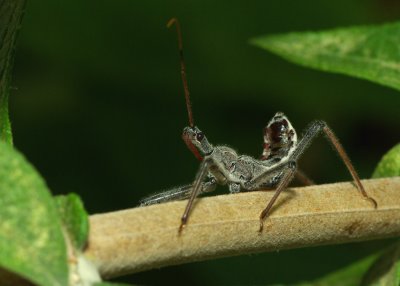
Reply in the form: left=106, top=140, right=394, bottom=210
left=0, top=93, right=12, bottom=145
left=0, top=141, right=69, bottom=285
left=251, top=21, right=400, bottom=92
left=55, top=193, right=89, bottom=251
left=372, top=144, right=400, bottom=178
left=298, top=253, right=379, bottom=286
left=0, top=0, right=26, bottom=145
left=361, top=243, right=400, bottom=285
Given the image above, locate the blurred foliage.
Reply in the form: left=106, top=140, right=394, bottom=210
left=361, top=242, right=400, bottom=285
left=0, top=140, right=68, bottom=285
left=297, top=242, right=400, bottom=285
left=372, top=143, right=400, bottom=178
left=8, top=0, right=400, bottom=284
left=252, top=22, right=400, bottom=92
left=55, top=193, right=89, bottom=251
left=298, top=251, right=379, bottom=286
left=0, top=0, right=26, bottom=145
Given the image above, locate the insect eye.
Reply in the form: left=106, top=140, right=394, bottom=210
left=196, top=132, right=204, bottom=141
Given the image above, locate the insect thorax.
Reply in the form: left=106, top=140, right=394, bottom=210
left=261, top=112, right=297, bottom=163
left=205, top=112, right=298, bottom=190
left=209, top=146, right=277, bottom=189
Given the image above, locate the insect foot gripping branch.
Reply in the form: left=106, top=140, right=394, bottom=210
left=139, top=18, right=378, bottom=234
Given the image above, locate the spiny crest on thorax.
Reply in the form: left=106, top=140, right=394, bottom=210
left=260, top=112, right=297, bottom=163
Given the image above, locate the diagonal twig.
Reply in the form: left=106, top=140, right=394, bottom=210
left=84, top=177, right=400, bottom=278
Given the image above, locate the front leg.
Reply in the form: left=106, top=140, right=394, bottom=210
left=179, top=157, right=214, bottom=233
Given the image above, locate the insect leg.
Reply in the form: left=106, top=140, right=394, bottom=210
left=244, top=159, right=291, bottom=190
left=291, top=121, right=377, bottom=208
left=242, top=160, right=297, bottom=232
left=139, top=178, right=216, bottom=206
left=295, top=169, right=315, bottom=186
left=179, top=158, right=212, bottom=233
left=229, top=182, right=241, bottom=193
left=258, top=161, right=297, bottom=232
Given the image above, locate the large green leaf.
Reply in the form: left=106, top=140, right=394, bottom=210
left=251, top=21, right=400, bottom=91
left=0, top=0, right=26, bottom=145
left=55, top=193, right=89, bottom=251
left=298, top=253, right=379, bottom=286
left=361, top=243, right=400, bottom=285
left=0, top=141, right=69, bottom=285
left=372, top=143, right=400, bottom=178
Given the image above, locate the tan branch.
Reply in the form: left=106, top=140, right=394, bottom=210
left=84, top=177, right=400, bottom=278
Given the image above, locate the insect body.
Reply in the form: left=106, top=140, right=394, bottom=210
left=140, top=18, right=377, bottom=233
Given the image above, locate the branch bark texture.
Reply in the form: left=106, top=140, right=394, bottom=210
left=84, top=177, right=400, bottom=278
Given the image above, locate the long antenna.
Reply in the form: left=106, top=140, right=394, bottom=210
left=167, top=18, right=195, bottom=128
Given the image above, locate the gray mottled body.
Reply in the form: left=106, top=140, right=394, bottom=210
left=140, top=112, right=376, bottom=233
left=140, top=112, right=297, bottom=205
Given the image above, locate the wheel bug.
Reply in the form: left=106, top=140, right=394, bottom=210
left=140, top=18, right=378, bottom=233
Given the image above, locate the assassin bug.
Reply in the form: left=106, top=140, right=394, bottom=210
left=140, top=18, right=378, bottom=233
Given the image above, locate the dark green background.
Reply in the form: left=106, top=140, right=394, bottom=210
left=11, top=0, right=400, bottom=284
